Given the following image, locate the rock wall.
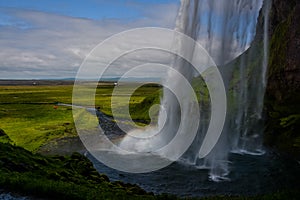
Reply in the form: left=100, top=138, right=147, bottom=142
left=265, top=0, right=300, bottom=157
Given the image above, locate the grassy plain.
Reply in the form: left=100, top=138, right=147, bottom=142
left=0, top=82, right=161, bottom=151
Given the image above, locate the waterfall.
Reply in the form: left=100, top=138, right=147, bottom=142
left=119, top=0, right=270, bottom=181
left=229, top=0, right=271, bottom=155
left=176, top=0, right=271, bottom=180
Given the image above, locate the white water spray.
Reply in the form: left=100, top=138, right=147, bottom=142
left=119, top=0, right=270, bottom=181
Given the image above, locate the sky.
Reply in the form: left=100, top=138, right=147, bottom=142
left=0, top=0, right=180, bottom=79
left=0, top=0, right=263, bottom=80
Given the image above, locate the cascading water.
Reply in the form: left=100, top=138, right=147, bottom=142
left=119, top=0, right=270, bottom=181
left=229, top=1, right=271, bottom=155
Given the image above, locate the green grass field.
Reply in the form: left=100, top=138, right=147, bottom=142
left=0, top=83, right=161, bottom=151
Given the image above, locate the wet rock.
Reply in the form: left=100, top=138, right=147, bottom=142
left=0, top=129, right=6, bottom=137
left=265, top=0, right=300, bottom=158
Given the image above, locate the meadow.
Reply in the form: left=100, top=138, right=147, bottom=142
left=0, top=81, right=161, bottom=152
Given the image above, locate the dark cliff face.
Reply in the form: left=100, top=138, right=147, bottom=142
left=265, top=0, right=300, bottom=157
left=268, top=0, right=300, bottom=92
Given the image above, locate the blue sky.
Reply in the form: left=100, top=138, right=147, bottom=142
left=0, top=0, right=180, bottom=79
left=0, top=0, right=262, bottom=79
left=0, top=0, right=178, bottom=21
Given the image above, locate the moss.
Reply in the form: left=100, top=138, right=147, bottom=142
left=0, top=128, right=13, bottom=144
left=0, top=142, right=157, bottom=199
left=268, top=15, right=291, bottom=77
left=264, top=5, right=300, bottom=158
left=280, top=114, right=300, bottom=129
left=264, top=95, right=300, bottom=157
left=129, top=92, right=161, bottom=124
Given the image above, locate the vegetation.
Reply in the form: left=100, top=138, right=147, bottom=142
left=265, top=5, right=300, bottom=158
left=0, top=80, right=210, bottom=152
left=0, top=85, right=75, bottom=151
left=0, top=142, right=157, bottom=200
left=0, top=83, right=161, bottom=151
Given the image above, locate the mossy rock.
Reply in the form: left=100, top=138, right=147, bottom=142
left=0, top=128, right=13, bottom=144
left=0, top=142, right=153, bottom=199
left=265, top=2, right=300, bottom=159
left=0, top=128, right=6, bottom=136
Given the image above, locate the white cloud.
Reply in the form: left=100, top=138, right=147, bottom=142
left=0, top=0, right=262, bottom=80
left=0, top=3, right=179, bottom=79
